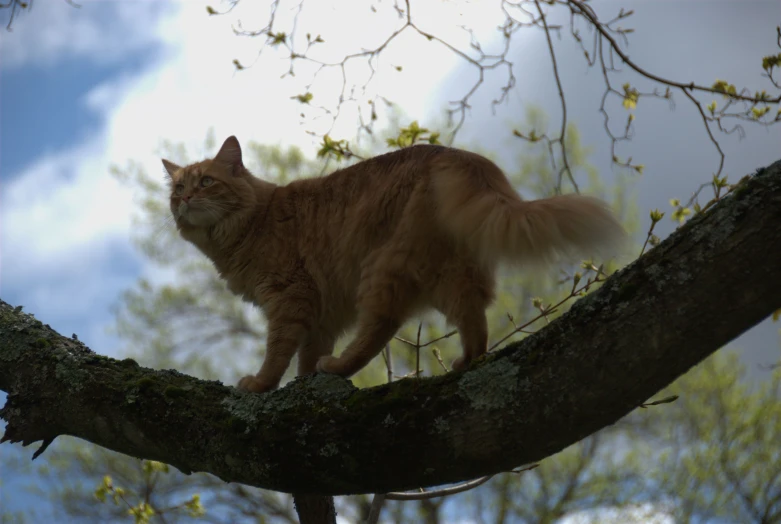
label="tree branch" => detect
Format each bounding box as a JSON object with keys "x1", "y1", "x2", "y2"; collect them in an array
[{"x1": 2, "y1": 159, "x2": 781, "y2": 496}]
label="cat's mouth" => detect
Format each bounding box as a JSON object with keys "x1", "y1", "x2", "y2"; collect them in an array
[
  {"x1": 176, "y1": 201, "x2": 218, "y2": 227},
  {"x1": 177, "y1": 201, "x2": 203, "y2": 225},
  {"x1": 177, "y1": 201, "x2": 190, "y2": 219}
]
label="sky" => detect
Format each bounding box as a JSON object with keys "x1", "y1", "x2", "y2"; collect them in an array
[{"x1": 1, "y1": 0, "x2": 780, "y2": 521}]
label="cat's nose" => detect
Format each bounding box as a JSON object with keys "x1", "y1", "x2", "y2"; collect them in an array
[{"x1": 182, "y1": 195, "x2": 191, "y2": 203}]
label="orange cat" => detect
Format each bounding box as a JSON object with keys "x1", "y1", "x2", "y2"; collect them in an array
[{"x1": 163, "y1": 136, "x2": 625, "y2": 393}]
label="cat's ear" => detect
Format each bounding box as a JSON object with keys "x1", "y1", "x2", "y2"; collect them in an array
[
  {"x1": 214, "y1": 135, "x2": 244, "y2": 174},
  {"x1": 162, "y1": 159, "x2": 181, "y2": 179}
]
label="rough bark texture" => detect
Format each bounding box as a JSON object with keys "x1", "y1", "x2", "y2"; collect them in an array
[{"x1": 2, "y1": 160, "x2": 781, "y2": 496}]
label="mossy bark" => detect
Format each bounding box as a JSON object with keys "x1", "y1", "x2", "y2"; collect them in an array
[{"x1": 2, "y1": 160, "x2": 781, "y2": 496}]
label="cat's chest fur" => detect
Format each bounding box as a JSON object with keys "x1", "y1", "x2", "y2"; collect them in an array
[
  {"x1": 179, "y1": 230, "x2": 269, "y2": 310},
  {"x1": 213, "y1": 234, "x2": 301, "y2": 314},
  {"x1": 215, "y1": 253, "x2": 279, "y2": 310},
  {"x1": 224, "y1": 273, "x2": 258, "y2": 305}
]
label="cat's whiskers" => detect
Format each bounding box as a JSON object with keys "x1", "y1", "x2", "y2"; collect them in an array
[
  {"x1": 172, "y1": 198, "x2": 244, "y2": 228},
  {"x1": 200, "y1": 205, "x2": 225, "y2": 223},
  {"x1": 199, "y1": 199, "x2": 242, "y2": 213},
  {"x1": 150, "y1": 213, "x2": 177, "y2": 245}
]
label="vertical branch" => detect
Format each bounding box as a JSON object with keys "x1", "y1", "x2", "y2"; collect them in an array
[
  {"x1": 365, "y1": 494, "x2": 387, "y2": 524},
  {"x1": 367, "y1": 343, "x2": 396, "y2": 523},
  {"x1": 293, "y1": 494, "x2": 337, "y2": 524},
  {"x1": 533, "y1": 0, "x2": 578, "y2": 193},
  {"x1": 415, "y1": 322, "x2": 422, "y2": 379},
  {"x1": 384, "y1": 343, "x2": 393, "y2": 384},
  {"x1": 681, "y1": 88, "x2": 726, "y2": 178}
]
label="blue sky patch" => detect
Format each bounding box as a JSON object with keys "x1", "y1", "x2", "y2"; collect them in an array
[{"x1": 1, "y1": 49, "x2": 161, "y2": 180}]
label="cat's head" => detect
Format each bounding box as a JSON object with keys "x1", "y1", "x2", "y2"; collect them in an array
[{"x1": 162, "y1": 136, "x2": 256, "y2": 229}]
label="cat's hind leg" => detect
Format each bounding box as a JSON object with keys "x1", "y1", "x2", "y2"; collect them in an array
[
  {"x1": 317, "y1": 258, "x2": 420, "y2": 377},
  {"x1": 432, "y1": 265, "x2": 495, "y2": 371},
  {"x1": 316, "y1": 313, "x2": 400, "y2": 377}
]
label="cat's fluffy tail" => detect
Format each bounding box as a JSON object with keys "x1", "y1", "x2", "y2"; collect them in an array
[{"x1": 431, "y1": 155, "x2": 626, "y2": 267}]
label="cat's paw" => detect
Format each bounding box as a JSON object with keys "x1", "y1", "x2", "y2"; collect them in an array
[
  {"x1": 451, "y1": 356, "x2": 471, "y2": 372},
  {"x1": 316, "y1": 356, "x2": 345, "y2": 376},
  {"x1": 237, "y1": 375, "x2": 276, "y2": 393}
]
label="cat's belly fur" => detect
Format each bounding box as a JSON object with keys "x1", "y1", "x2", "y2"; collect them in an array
[{"x1": 221, "y1": 260, "x2": 360, "y2": 338}]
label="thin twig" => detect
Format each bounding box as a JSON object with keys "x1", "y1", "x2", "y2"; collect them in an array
[
  {"x1": 431, "y1": 347, "x2": 449, "y2": 373},
  {"x1": 533, "y1": 0, "x2": 578, "y2": 193},
  {"x1": 489, "y1": 272, "x2": 607, "y2": 351},
  {"x1": 385, "y1": 475, "x2": 493, "y2": 501},
  {"x1": 395, "y1": 330, "x2": 457, "y2": 349}
]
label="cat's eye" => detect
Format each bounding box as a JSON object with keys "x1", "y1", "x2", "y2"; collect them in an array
[
  {"x1": 174, "y1": 184, "x2": 184, "y2": 195},
  {"x1": 201, "y1": 176, "x2": 214, "y2": 188}
]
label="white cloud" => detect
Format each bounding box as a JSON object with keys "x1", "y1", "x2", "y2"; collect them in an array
[
  {"x1": 3, "y1": 138, "x2": 132, "y2": 262},
  {"x1": 0, "y1": 1, "x2": 174, "y2": 70},
  {"x1": 0, "y1": 134, "x2": 144, "y2": 352}
]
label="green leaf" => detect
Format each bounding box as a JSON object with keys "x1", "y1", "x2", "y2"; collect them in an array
[
  {"x1": 185, "y1": 494, "x2": 206, "y2": 517},
  {"x1": 712, "y1": 174, "x2": 728, "y2": 188},
  {"x1": 317, "y1": 135, "x2": 349, "y2": 160},
  {"x1": 712, "y1": 79, "x2": 737, "y2": 97},
  {"x1": 128, "y1": 502, "x2": 155, "y2": 524},
  {"x1": 751, "y1": 106, "x2": 770, "y2": 119},
  {"x1": 649, "y1": 234, "x2": 660, "y2": 246},
  {"x1": 622, "y1": 83, "x2": 639, "y2": 110},
  {"x1": 142, "y1": 460, "x2": 169, "y2": 474},
  {"x1": 761, "y1": 53, "x2": 781, "y2": 71},
  {"x1": 671, "y1": 207, "x2": 691, "y2": 224},
  {"x1": 293, "y1": 92, "x2": 314, "y2": 104},
  {"x1": 269, "y1": 32, "x2": 287, "y2": 46}
]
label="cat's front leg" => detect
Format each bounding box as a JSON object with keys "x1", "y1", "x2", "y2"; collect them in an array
[
  {"x1": 297, "y1": 331, "x2": 336, "y2": 376},
  {"x1": 238, "y1": 316, "x2": 312, "y2": 393}
]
